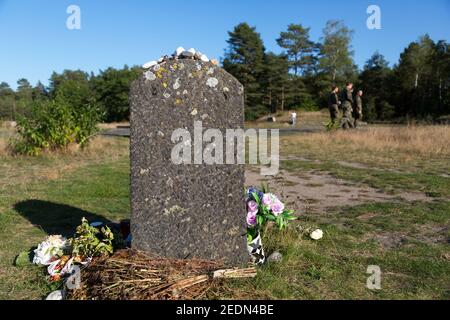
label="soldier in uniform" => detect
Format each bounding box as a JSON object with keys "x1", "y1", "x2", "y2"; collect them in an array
[
  {"x1": 340, "y1": 82, "x2": 354, "y2": 129},
  {"x1": 328, "y1": 86, "x2": 340, "y2": 126},
  {"x1": 353, "y1": 90, "x2": 363, "y2": 128}
]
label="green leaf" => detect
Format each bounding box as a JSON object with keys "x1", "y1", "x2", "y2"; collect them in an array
[{"x1": 14, "y1": 250, "x2": 33, "y2": 267}]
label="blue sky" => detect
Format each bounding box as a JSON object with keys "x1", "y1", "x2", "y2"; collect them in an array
[{"x1": 1, "y1": 0, "x2": 449, "y2": 89}]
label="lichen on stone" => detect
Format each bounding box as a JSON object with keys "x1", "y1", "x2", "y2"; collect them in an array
[
  {"x1": 173, "y1": 78, "x2": 181, "y2": 90},
  {"x1": 206, "y1": 77, "x2": 219, "y2": 88},
  {"x1": 144, "y1": 71, "x2": 156, "y2": 81}
]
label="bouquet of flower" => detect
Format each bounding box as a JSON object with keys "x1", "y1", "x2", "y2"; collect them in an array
[
  {"x1": 33, "y1": 235, "x2": 69, "y2": 266},
  {"x1": 246, "y1": 186, "x2": 296, "y2": 243}
]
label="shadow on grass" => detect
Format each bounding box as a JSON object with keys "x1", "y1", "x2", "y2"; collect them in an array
[{"x1": 14, "y1": 200, "x2": 113, "y2": 237}]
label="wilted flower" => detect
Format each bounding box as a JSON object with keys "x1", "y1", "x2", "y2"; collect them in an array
[
  {"x1": 33, "y1": 235, "x2": 68, "y2": 266},
  {"x1": 310, "y1": 229, "x2": 323, "y2": 240}
]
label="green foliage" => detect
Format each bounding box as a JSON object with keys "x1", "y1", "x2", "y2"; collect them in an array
[
  {"x1": 70, "y1": 218, "x2": 114, "y2": 258},
  {"x1": 223, "y1": 23, "x2": 266, "y2": 117},
  {"x1": 260, "y1": 53, "x2": 290, "y2": 113},
  {"x1": 12, "y1": 95, "x2": 102, "y2": 155},
  {"x1": 14, "y1": 250, "x2": 34, "y2": 267},
  {"x1": 324, "y1": 120, "x2": 339, "y2": 131},
  {"x1": 92, "y1": 66, "x2": 141, "y2": 122},
  {"x1": 277, "y1": 23, "x2": 317, "y2": 76},
  {"x1": 318, "y1": 20, "x2": 356, "y2": 83}
]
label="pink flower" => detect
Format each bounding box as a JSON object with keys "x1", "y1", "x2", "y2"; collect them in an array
[
  {"x1": 271, "y1": 200, "x2": 285, "y2": 216},
  {"x1": 247, "y1": 200, "x2": 258, "y2": 214},
  {"x1": 262, "y1": 194, "x2": 274, "y2": 206},
  {"x1": 246, "y1": 211, "x2": 257, "y2": 226},
  {"x1": 246, "y1": 200, "x2": 258, "y2": 226}
]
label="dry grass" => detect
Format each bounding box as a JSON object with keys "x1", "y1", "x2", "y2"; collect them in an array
[
  {"x1": 82, "y1": 136, "x2": 129, "y2": 159},
  {"x1": 0, "y1": 138, "x2": 7, "y2": 156},
  {"x1": 97, "y1": 122, "x2": 130, "y2": 130},
  {"x1": 282, "y1": 125, "x2": 450, "y2": 171},
  {"x1": 305, "y1": 125, "x2": 449, "y2": 156},
  {"x1": 0, "y1": 136, "x2": 129, "y2": 190}
]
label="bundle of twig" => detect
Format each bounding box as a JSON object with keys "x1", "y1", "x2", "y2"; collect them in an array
[{"x1": 67, "y1": 249, "x2": 256, "y2": 300}]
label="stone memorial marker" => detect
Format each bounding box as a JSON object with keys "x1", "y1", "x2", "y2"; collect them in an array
[{"x1": 130, "y1": 51, "x2": 248, "y2": 265}]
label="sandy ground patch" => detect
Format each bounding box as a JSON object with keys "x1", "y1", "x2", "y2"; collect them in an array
[{"x1": 245, "y1": 168, "x2": 432, "y2": 214}]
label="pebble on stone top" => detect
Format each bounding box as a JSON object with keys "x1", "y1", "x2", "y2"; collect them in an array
[{"x1": 142, "y1": 47, "x2": 215, "y2": 70}]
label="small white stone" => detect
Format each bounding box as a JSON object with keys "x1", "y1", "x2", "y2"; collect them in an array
[
  {"x1": 175, "y1": 46, "x2": 185, "y2": 56},
  {"x1": 196, "y1": 63, "x2": 202, "y2": 71},
  {"x1": 194, "y1": 51, "x2": 202, "y2": 59},
  {"x1": 187, "y1": 48, "x2": 196, "y2": 55},
  {"x1": 310, "y1": 229, "x2": 323, "y2": 240},
  {"x1": 183, "y1": 90, "x2": 188, "y2": 95},
  {"x1": 206, "y1": 77, "x2": 219, "y2": 88},
  {"x1": 200, "y1": 54, "x2": 209, "y2": 62},
  {"x1": 144, "y1": 71, "x2": 156, "y2": 81},
  {"x1": 201, "y1": 114, "x2": 208, "y2": 120},
  {"x1": 207, "y1": 68, "x2": 215, "y2": 75},
  {"x1": 173, "y1": 78, "x2": 181, "y2": 90},
  {"x1": 223, "y1": 87, "x2": 229, "y2": 92},
  {"x1": 143, "y1": 60, "x2": 157, "y2": 69},
  {"x1": 153, "y1": 64, "x2": 161, "y2": 72},
  {"x1": 267, "y1": 251, "x2": 283, "y2": 263},
  {"x1": 158, "y1": 57, "x2": 164, "y2": 63},
  {"x1": 46, "y1": 290, "x2": 63, "y2": 300},
  {"x1": 191, "y1": 108, "x2": 198, "y2": 116},
  {"x1": 163, "y1": 93, "x2": 171, "y2": 99}
]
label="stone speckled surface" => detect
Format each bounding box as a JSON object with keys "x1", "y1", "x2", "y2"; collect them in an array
[{"x1": 130, "y1": 59, "x2": 248, "y2": 265}]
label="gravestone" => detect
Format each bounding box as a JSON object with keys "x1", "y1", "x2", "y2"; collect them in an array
[{"x1": 130, "y1": 57, "x2": 248, "y2": 265}]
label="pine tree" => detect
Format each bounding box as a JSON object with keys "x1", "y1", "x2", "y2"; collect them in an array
[
  {"x1": 223, "y1": 23, "x2": 266, "y2": 119},
  {"x1": 359, "y1": 52, "x2": 393, "y2": 120},
  {"x1": 277, "y1": 23, "x2": 317, "y2": 76},
  {"x1": 260, "y1": 53, "x2": 290, "y2": 113}
]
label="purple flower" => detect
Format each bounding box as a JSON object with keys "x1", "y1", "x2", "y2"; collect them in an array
[
  {"x1": 262, "y1": 194, "x2": 274, "y2": 206},
  {"x1": 246, "y1": 211, "x2": 257, "y2": 226},
  {"x1": 247, "y1": 200, "x2": 258, "y2": 215},
  {"x1": 262, "y1": 193, "x2": 280, "y2": 208},
  {"x1": 247, "y1": 187, "x2": 264, "y2": 202},
  {"x1": 271, "y1": 200, "x2": 285, "y2": 216}
]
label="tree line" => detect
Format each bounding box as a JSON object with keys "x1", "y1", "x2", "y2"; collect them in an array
[
  {"x1": 0, "y1": 66, "x2": 142, "y2": 123},
  {"x1": 0, "y1": 20, "x2": 449, "y2": 123},
  {"x1": 223, "y1": 21, "x2": 450, "y2": 121}
]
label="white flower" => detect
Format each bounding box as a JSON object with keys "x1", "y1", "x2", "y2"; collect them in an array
[
  {"x1": 33, "y1": 235, "x2": 68, "y2": 265},
  {"x1": 310, "y1": 229, "x2": 323, "y2": 240}
]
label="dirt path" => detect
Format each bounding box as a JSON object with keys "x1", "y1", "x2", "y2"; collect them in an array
[{"x1": 245, "y1": 168, "x2": 432, "y2": 214}]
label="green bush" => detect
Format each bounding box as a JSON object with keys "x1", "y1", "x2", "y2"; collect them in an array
[
  {"x1": 12, "y1": 95, "x2": 103, "y2": 155},
  {"x1": 291, "y1": 96, "x2": 320, "y2": 111}
]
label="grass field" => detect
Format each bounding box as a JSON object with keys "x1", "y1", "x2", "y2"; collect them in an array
[{"x1": 0, "y1": 119, "x2": 449, "y2": 300}]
